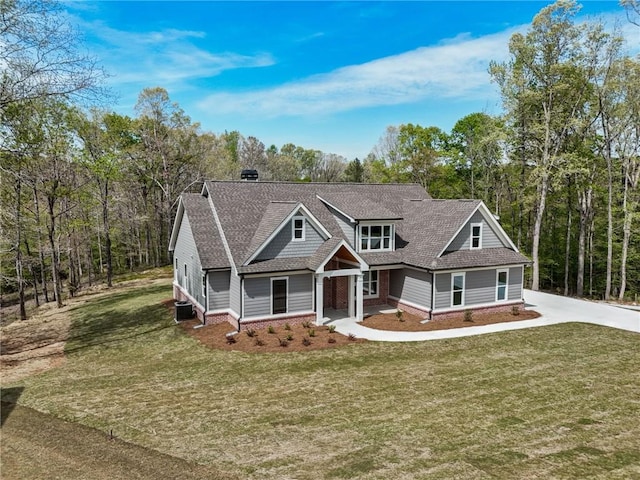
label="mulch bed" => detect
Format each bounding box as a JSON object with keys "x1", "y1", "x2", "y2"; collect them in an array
[
  {"x1": 168, "y1": 300, "x2": 540, "y2": 353},
  {"x1": 361, "y1": 309, "x2": 541, "y2": 332},
  {"x1": 177, "y1": 320, "x2": 365, "y2": 353}
]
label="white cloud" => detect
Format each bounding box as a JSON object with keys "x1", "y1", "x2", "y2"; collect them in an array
[
  {"x1": 197, "y1": 27, "x2": 521, "y2": 118},
  {"x1": 75, "y1": 19, "x2": 274, "y2": 88}
]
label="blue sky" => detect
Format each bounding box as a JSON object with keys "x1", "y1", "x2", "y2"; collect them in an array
[{"x1": 67, "y1": 1, "x2": 637, "y2": 160}]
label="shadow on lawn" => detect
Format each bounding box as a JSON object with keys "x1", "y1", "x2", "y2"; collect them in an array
[
  {"x1": 64, "y1": 283, "x2": 174, "y2": 353},
  {"x1": 1, "y1": 386, "x2": 24, "y2": 426}
]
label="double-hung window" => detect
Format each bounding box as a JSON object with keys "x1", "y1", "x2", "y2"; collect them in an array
[
  {"x1": 292, "y1": 216, "x2": 305, "y2": 241},
  {"x1": 359, "y1": 224, "x2": 393, "y2": 251},
  {"x1": 451, "y1": 273, "x2": 465, "y2": 307},
  {"x1": 470, "y1": 222, "x2": 482, "y2": 249},
  {"x1": 496, "y1": 269, "x2": 508, "y2": 301},
  {"x1": 363, "y1": 270, "x2": 378, "y2": 298}
]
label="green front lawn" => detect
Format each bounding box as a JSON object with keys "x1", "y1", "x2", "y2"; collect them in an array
[{"x1": 3, "y1": 278, "x2": 639, "y2": 479}]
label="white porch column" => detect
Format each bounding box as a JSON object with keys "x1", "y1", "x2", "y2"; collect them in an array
[
  {"x1": 356, "y1": 273, "x2": 364, "y2": 322},
  {"x1": 348, "y1": 275, "x2": 355, "y2": 319},
  {"x1": 315, "y1": 274, "x2": 324, "y2": 326}
]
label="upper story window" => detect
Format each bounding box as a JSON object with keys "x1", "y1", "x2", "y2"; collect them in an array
[
  {"x1": 470, "y1": 222, "x2": 482, "y2": 249},
  {"x1": 292, "y1": 216, "x2": 305, "y2": 241},
  {"x1": 359, "y1": 224, "x2": 394, "y2": 252}
]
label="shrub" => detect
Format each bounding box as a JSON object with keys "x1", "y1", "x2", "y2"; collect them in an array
[
  {"x1": 226, "y1": 335, "x2": 237, "y2": 344},
  {"x1": 278, "y1": 338, "x2": 289, "y2": 347},
  {"x1": 245, "y1": 328, "x2": 256, "y2": 338},
  {"x1": 396, "y1": 309, "x2": 405, "y2": 322},
  {"x1": 348, "y1": 333, "x2": 357, "y2": 341},
  {"x1": 284, "y1": 323, "x2": 291, "y2": 331},
  {"x1": 308, "y1": 329, "x2": 316, "y2": 337},
  {"x1": 302, "y1": 321, "x2": 311, "y2": 328},
  {"x1": 286, "y1": 334, "x2": 294, "y2": 341},
  {"x1": 328, "y1": 325, "x2": 336, "y2": 333},
  {"x1": 302, "y1": 336, "x2": 312, "y2": 346},
  {"x1": 463, "y1": 309, "x2": 473, "y2": 322},
  {"x1": 254, "y1": 338, "x2": 265, "y2": 347},
  {"x1": 327, "y1": 337, "x2": 337, "y2": 344},
  {"x1": 267, "y1": 325, "x2": 276, "y2": 334},
  {"x1": 512, "y1": 305, "x2": 520, "y2": 316}
]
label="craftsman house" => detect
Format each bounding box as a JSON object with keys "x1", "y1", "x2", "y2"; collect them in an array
[{"x1": 169, "y1": 180, "x2": 530, "y2": 330}]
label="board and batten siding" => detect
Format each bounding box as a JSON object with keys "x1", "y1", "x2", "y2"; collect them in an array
[
  {"x1": 173, "y1": 212, "x2": 205, "y2": 308},
  {"x1": 389, "y1": 268, "x2": 432, "y2": 308},
  {"x1": 256, "y1": 218, "x2": 325, "y2": 260},
  {"x1": 243, "y1": 273, "x2": 313, "y2": 318},
  {"x1": 207, "y1": 270, "x2": 230, "y2": 311},
  {"x1": 446, "y1": 211, "x2": 504, "y2": 252}
]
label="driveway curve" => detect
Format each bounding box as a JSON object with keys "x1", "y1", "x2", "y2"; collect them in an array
[{"x1": 331, "y1": 289, "x2": 640, "y2": 342}]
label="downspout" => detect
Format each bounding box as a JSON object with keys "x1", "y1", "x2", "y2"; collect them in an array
[
  {"x1": 238, "y1": 275, "x2": 244, "y2": 333},
  {"x1": 430, "y1": 272, "x2": 436, "y2": 321}
]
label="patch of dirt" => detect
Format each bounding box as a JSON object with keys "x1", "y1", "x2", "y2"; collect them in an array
[
  {"x1": 177, "y1": 320, "x2": 366, "y2": 353},
  {"x1": 361, "y1": 309, "x2": 541, "y2": 332},
  {"x1": 1, "y1": 276, "x2": 170, "y2": 383}
]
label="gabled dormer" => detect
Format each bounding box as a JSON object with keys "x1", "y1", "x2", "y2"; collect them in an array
[{"x1": 317, "y1": 193, "x2": 402, "y2": 253}]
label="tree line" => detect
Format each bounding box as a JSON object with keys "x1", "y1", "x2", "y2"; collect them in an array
[{"x1": 1, "y1": 0, "x2": 638, "y2": 321}]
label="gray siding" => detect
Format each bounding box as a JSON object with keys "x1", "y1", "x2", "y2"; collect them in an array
[
  {"x1": 173, "y1": 212, "x2": 205, "y2": 308},
  {"x1": 446, "y1": 211, "x2": 505, "y2": 252},
  {"x1": 330, "y1": 207, "x2": 356, "y2": 246},
  {"x1": 434, "y1": 273, "x2": 452, "y2": 309},
  {"x1": 208, "y1": 270, "x2": 230, "y2": 311},
  {"x1": 243, "y1": 273, "x2": 313, "y2": 318},
  {"x1": 435, "y1": 267, "x2": 523, "y2": 309},
  {"x1": 230, "y1": 272, "x2": 241, "y2": 315},
  {"x1": 389, "y1": 268, "x2": 432, "y2": 308},
  {"x1": 256, "y1": 218, "x2": 325, "y2": 260},
  {"x1": 508, "y1": 266, "x2": 523, "y2": 300},
  {"x1": 465, "y1": 269, "x2": 498, "y2": 305}
]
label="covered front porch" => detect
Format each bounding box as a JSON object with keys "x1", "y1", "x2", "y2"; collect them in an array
[
  {"x1": 320, "y1": 305, "x2": 399, "y2": 325},
  {"x1": 312, "y1": 239, "x2": 369, "y2": 326}
]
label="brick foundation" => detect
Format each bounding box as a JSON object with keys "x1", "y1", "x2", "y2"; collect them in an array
[
  {"x1": 240, "y1": 313, "x2": 317, "y2": 331},
  {"x1": 431, "y1": 301, "x2": 524, "y2": 320},
  {"x1": 387, "y1": 297, "x2": 431, "y2": 319}
]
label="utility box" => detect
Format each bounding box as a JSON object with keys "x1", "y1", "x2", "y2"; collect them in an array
[{"x1": 175, "y1": 301, "x2": 194, "y2": 321}]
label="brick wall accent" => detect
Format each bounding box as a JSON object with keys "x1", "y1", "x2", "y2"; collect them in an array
[
  {"x1": 387, "y1": 297, "x2": 431, "y2": 320},
  {"x1": 431, "y1": 301, "x2": 524, "y2": 321},
  {"x1": 240, "y1": 313, "x2": 316, "y2": 331},
  {"x1": 363, "y1": 270, "x2": 390, "y2": 308},
  {"x1": 335, "y1": 276, "x2": 349, "y2": 309}
]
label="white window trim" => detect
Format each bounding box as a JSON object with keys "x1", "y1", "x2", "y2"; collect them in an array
[
  {"x1": 451, "y1": 272, "x2": 465, "y2": 307},
  {"x1": 202, "y1": 273, "x2": 207, "y2": 297},
  {"x1": 292, "y1": 216, "x2": 305, "y2": 242},
  {"x1": 175, "y1": 258, "x2": 178, "y2": 280},
  {"x1": 270, "y1": 276, "x2": 289, "y2": 315},
  {"x1": 363, "y1": 270, "x2": 379, "y2": 299},
  {"x1": 496, "y1": 269, "x2": 509, "y2": 302},
  {"x1": 470, "y1": 222, "x2": 482, "y2": 250},
  {"x1": 357, "y1": 223, "x2": 395, "y2": 253}
]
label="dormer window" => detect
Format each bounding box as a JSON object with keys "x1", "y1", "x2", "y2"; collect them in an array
[
  {"x1": 292, "y1": 216, "x2": 305, "y2": 241},
  {"x1": 470, "y1": 222, "x2": 482, "y2": 249},
  {"x1": 358, "y1": 224, "x2": 394, "y2": 252}
]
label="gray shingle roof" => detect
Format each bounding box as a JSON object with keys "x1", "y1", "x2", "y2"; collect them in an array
[
  {"x1": 180, "y1": 181, "x2": 529, "y2": 274},
  {"x1": 181, "y1": 194, "x2": 230, "y2": 270},
  {"x1": 318, "y1": 192, "x2": 402, "y2": 220}
]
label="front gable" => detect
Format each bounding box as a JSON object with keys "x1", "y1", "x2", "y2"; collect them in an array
[
  {"x1": 246, "y1": 204, "x2": 331, "y2": 264},
  {"x1": 441, "y1": 203, "x2": 517, "y2": 255}
]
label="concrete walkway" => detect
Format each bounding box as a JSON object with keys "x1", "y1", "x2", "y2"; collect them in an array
[{"x1": 329, "y1": 289, "x2": 640, "y2": 342}]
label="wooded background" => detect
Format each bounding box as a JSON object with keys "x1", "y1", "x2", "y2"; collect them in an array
[{"x1": 1, "y1": 0, "x2": 639, "y2": 321}]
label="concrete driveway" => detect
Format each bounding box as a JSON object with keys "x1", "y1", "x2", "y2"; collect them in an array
[{"x1": 331, "y1": 289, "x2": 640, "y2": 342}]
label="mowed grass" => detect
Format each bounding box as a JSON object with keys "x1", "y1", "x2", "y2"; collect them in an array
[{"x1": 2, "y1": 278, "x2": 640, "y2": 479}]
